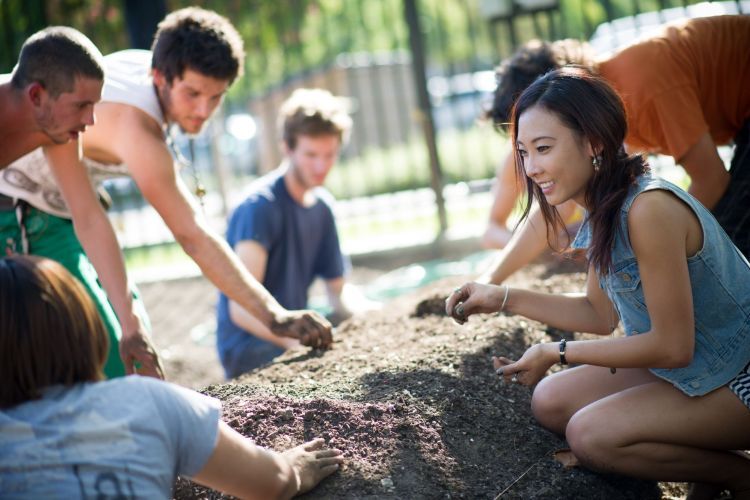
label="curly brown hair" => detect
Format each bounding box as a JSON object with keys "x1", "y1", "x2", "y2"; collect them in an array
[
  {"x1": 279, "y1": 88, "x2": 352, "y2": 150},
  {"x1": 151, "y1": 7, "x2": 245, "y2": 84},
  {"x1": 488, "y1": 39, "x2": 595, "y2": 133}
]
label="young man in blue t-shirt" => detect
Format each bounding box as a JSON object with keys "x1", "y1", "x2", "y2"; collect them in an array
[{"x1": 217, "y1": 88, "x2": 359, "y2": 378}]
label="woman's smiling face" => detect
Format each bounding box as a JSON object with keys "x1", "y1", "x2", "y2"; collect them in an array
[{"x1": 516, "y1": 104, "x2": 595, "y2": 208}]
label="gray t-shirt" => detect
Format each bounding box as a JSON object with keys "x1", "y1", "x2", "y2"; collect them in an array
[{"x1": 0, "y1": 376, "x2": 220, "y2": 499}]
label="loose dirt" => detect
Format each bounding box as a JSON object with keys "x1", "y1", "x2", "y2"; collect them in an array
[{"x1": 156, "y1": 257, "x2": 691, "y2": 499}]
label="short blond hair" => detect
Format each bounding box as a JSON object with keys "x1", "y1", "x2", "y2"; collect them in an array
[{"x1": 279, "y1": 88, "x2": 352, "y2": 149}]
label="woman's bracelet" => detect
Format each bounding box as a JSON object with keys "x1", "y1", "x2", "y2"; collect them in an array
[
  {"x1": 559, "y1": 338, "x2": 569, "y2": 365},
  {"x1": 499, "y1": 284, "x2": 510, "y2": 313}
]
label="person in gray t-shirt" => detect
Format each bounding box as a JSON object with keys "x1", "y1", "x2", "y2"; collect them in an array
[{"x1": 0, "y1": 255, "x2": 344, "y2": 499}]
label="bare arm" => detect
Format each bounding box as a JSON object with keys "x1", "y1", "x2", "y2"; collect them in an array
[
  {"x1": 107, "y1": 107, "x2": 331, "y2": 346},
  {"x1": 449, "y1": 263, "x2": 616, "y2": 335},
  {"x1": 478, "y1": 201, "x2": 578, "y2": 285},
  {"x1": 228, "y1": 240, "x2": 299, "y2": 350},
  {"x1": 191, "y1": 421, "x2": 343, "y2": 499},
  {"x1": 489, "y1": 191, "x2": 699, "y2": 385},
  {"x1": 324, "y1": 277, "x2": 352, "y2": 320},
  {"x1": 44, "y1": 141, "x2": 163, "y2": 378},
  {"x1": 482, "y1": 151, "x2": 519, "y2": 249},
  {"x1": 677, "y1": 131, "x2": 730, "y2": 209}
]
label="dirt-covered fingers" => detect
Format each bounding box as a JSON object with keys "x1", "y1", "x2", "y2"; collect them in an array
[
  {"x1": 312, "y1": 312, "x2": 334, "y2": 347},
  {"x1": 119, "y1": 332, "x2": 165, "y2": 379},
  {"x1": 447, "y1": 282, "x2": 506, "y2": 323},
  {"x1": 493, "y1": 356, "x2": 523, "y2": 385},
  {"x1": 301, "y1": 312, "x2": 333, "y2": 348},
  {"x1": 445, "y1": 283, "x2": 473, "y2": 323},
  {"x1": 302, "y1": 438, "x2": 326, "y2": 451},
  {"x1": 295, "y1": 322, "x2": 313, "y2": 347}
]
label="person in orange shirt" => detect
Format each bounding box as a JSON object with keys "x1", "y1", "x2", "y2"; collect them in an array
[{"x1": 481, "y1": 15, "x2": 750, "y2": 285}]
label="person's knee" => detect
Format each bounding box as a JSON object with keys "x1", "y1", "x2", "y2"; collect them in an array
[
  {"x1": 531, "y1": 376, "x2": 569, "y2": 433},
  {"x1": 565, "y1": 408, "x2": 613, "y2": 470}
]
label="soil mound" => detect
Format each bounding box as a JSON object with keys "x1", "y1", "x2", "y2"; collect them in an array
[{"x1": 174, "y1": 259, "x2": 685, "y2": 499}]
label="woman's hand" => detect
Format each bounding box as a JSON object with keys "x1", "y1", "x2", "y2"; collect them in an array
[
  {"x1": 493, "y1": 343, "x2": 557, "y2": 387},
  {"x1": 283, "y1": 438, "x2": 344, "y2": 495},
  {"x1": 445, "y1": 282, "x2": 508, "y2": 324}
]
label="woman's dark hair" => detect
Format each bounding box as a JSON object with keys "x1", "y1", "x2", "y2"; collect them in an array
[
  {"x1": 151, "y1": 7, "x2": 245, "y2": 84},
  {"x1": 510, "y1": 66, "x2": 648, "y2": 274},
  {"x1": 0, "y1": 256, "x2": 109, "y2": 409},
  {"x1": 488, "y1": 39, "x2": 595, "y2": 133}
]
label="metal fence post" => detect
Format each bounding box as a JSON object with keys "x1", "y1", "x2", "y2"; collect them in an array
[{"x1": 403, "y1": 0, "x2": 448, "y2": 238}]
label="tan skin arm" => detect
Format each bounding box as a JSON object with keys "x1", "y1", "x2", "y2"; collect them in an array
[
  {"x1": 228, "y1": 240, "x2": 299, "y2": 350},
  {"x1": 448, "y1": 260, "x2": 616, "y2": 336},
  {"x1": 87, "y1": 103, "x2": 332, "y2": 347},
  {"x1": 191, "y1": 421, "x2": 343, "y2": 499},
  {"x1": 677, "y1": 131, "x2": 730, "y2": 210},
  {"x1": 479, "y1": 150, "x2": 578, "y2": 285},
  {"x1": 449, "y1": 191, "x2": 699, "y2": 386},
  {"x1": 230, "y1": 242, "x2": 364, "y2": 332},
  {"x1": 323, "y1": 277, "x2": 354, "y2": 323},
  {"x1": 44, "y1": 140, "x2": 164, "y2": 378},
  {"x1": 482, "y1": 152, "x2": 519, "y2": 249},
  {"x1": 478, "y1": 202, "x2": 575, "y2": 285}
]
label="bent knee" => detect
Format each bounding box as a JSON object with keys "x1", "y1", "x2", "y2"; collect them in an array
[
  {"x1": 566, "y1": 409, "x2": 615, "y2": 470},
  {"x1": 531, "y1": 376, "x2": 571, "y2": 434}
]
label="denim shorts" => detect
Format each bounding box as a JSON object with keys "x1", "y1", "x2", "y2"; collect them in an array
[{"x1": 729, "y1": 360, "x2": 750, "y2": 409}]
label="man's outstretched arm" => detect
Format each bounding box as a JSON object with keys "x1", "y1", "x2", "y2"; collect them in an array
[
  {"x1": 110, "y1": 106, "x2": 332, "y2": 347},
  {"x1": 228, "y1": 240, "x2": 299, "y2": 349}
]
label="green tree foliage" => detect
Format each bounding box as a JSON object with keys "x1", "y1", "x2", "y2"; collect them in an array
[
  {"x1": 0, "y1": 0, "x2": 48, "y2": 72},
  {"x1": 1, "y1": 0, "x2": 715, "y2": 94}
]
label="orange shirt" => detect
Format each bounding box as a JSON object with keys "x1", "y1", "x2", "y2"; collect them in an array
[{"x1": 598, "y1": 15, "x2": 750, "y2": 160}]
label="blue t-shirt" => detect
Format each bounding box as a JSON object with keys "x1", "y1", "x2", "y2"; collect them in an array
[
  {"x1": 216, "y1": 169, "x2": 345, "y2": 360},
  {"x1": 0, "y1": 376, "x2": 220, "y2": 499}
]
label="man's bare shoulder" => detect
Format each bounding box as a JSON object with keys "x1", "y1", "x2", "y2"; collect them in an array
[
  {"x1": 84, "y1": 101, "x2": 165, "y2": 163},
  {"x1": 95, "y1": 101, "x2": 163, "y2": 136}
]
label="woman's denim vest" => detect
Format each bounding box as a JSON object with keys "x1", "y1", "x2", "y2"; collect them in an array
[{"x1": 571, "y1": 174, "x2": 750, "y2": 396}]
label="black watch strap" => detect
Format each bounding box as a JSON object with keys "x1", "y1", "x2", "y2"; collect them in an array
[{"x1": 559, "y1": 338, "x2": 568, "y2": 365}]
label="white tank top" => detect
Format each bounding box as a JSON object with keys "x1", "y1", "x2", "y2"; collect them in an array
[{"x1": 0, "y1": 50, "x2": 165, "y2": 218}]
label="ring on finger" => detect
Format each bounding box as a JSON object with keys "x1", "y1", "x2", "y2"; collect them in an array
[{"x1": 511, "y1": 374, "x2": 519, "y2": 384}]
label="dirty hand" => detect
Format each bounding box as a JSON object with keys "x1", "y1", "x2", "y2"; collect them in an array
[
  {"x1": 493, "y1": 343, "x2": 556, "y2": 387},
  {"x1": 271, "y1": 309, "x2": 333, "y2": 348},
  {"x1": 445, "y1": 282, "x2": 508, "y2": 324},
  {"x1": 119, "y1": 322, "x2": 165, "y2": 379},
  {"x1": 283, "y1": 438, "x2": 344, "y2": 495}
]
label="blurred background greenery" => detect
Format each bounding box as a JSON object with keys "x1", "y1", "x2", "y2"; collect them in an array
[{"x1": 1, "y1": 0, "x2": 713, "y2": 275}]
